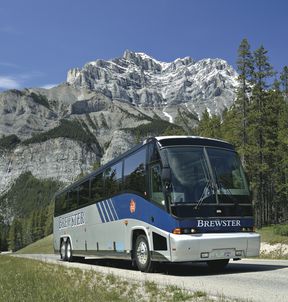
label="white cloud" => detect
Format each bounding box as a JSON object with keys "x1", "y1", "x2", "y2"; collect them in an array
[
  {"x1": 0, "y1": 76, "x2": 21, "y2": 90},
  {"x1": 41, "y1": 83, "x2": 58, "y2": 89}
]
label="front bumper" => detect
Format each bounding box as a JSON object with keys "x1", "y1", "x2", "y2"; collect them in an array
[{"x1": 169, "y1": 232, "x2": 260, "y2": 262}]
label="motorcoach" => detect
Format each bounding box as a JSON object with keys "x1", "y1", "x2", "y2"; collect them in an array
[{"x1": 53, "y1": 136, "x2": 260, "y2": 272}]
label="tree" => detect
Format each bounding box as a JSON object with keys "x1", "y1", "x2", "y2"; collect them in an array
[
  {"x1": 0, "y1": 219, "x2": 9, "y2": 251},
  {"x1": 197, "y1": 109, "x2": 222, "y2": 138},
  {"x1": 44, "y1": 202, "x2": 54, "y2": 236},
  {"x1": 235, "y1": 38, "x2": 254, "y2": 163},
  {"x1": 280, "y1": 66, "x2": 288, "y2": 98},
  {"x1": 8, "y1": 219, "x2": 23, "y2": 251},
  {"x1": 247, "y1": 45, "x2": 275, "y2": 226}
]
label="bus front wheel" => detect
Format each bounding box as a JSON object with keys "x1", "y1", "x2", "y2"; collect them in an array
[{"x1": 134, "y1": 235, "x2": 154, "y2": 273}]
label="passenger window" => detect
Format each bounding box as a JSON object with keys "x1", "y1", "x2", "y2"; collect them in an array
[
  {"x1": 79, "y1": 180, "x2": 90, "y2": 206},
  {"x1": 124, "y1": 148, "x2": 146, "y2": 194},
  {"x1": 55, "y1": 193, "x2": 67, "y2": 216},
  {"x1": 104, "y1": 161, "x2": 122, "y2": 197},
  {"x1": 150, "y1": 164, "x2": 165, "y2": 206},
  {"x1": 91, "y1": 173, "x2": 104, "y2": 201},
  {"x1": 69, "y1": 188, "x2": 78, "y2": 211}
]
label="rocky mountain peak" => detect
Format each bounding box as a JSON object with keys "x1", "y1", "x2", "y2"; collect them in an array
[{"x1": 66, "y1": 50, "x2": 238, "y2": 116}]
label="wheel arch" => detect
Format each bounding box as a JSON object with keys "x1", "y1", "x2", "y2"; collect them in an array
[{"x1": 130, "y1": 227, "x2": 152, "y2": 256}]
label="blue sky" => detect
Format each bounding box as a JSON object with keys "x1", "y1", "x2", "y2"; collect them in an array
[{"x1": 0, "y1": 0, "x2": 287, "y2": 90}]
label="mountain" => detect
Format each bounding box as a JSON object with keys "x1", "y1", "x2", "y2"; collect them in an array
[
  {"x1": 0, "y1": 50, "x2": 239, "y2": 199},
  {"x1": 67, "y1": 50, "x2": 238, "y2": 118}
]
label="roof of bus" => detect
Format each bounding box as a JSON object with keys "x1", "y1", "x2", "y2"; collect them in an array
[{"x1": 152, "y1": 136, "x2": 234, "y2": 149}]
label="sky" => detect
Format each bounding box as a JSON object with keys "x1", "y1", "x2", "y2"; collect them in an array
[{"x1": 0, "y1": 0, "x2": 287, "y2": 91}]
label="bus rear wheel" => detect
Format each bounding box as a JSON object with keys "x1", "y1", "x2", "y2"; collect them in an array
[
  {"x1": 66, "y1": 239, "x2": 74, "y2": 262},
  {"x1": 134, "y1": 235, "x2": 154, "y2": 273},
  {"x1": 60, "y1": 239, "x2": 67, "y2": 261}
]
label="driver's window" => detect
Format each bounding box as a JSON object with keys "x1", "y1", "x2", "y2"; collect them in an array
[{"x1": 150, "y1": 164, "x2": 165, "y2": 206}]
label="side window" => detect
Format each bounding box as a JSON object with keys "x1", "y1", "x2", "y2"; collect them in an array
[
  {"x1": 55, "y1": 193, "x2": 67, "y2": 216},
  {"x1": 91, "y1": 172, "x2": 104, "y2": 201},
  {"x1": 79, "y1": 180, "x2": 90, "y2": 206},
  {"x1": 104, "y1": 161, "x2": 122, "y2": 197},
  {"x1": 69, "y1": 188, "x2": 78, "y2": 211},
  {"x1": 150, "y1": 164, "x2": 165, "y2": 206},
  {"x1": 123, "y1": 148, "x2": 146, "y2": 194}
]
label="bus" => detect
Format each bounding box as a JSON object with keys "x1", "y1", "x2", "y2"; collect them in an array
[{"x1": 53, "y1": 136, "x2": 260, "y2": 272}]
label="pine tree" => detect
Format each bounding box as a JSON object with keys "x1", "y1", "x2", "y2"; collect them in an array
[
  {"x1": 44, "y1": 202, "x2": 55, "y2": 236},
  {"x1": 280, "y1": 66, "x2": 288, "y2": 99},
  {"x1": 276, "y1": 85, "x2": 288, "y2": 222},
  {"x1": 235, "y1": 38, "x2": 254, "y2": 162},
  {"x1": 197, "y1": 109, "x2": 222, "y2": 138},
  {"x1": 0, "y1": 220, "x2": 8, "y2": 251},
  {"x1": 8, "y1": 219, "x2": 23, "y2": 251},
  {"x1": 247, "y1": 45, "x2": 275, "y2": 226}
]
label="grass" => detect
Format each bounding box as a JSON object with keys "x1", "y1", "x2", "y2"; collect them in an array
[
  {"x1": 257, "y1": 224, "x2": 288, "y2": 245},
  {"x1": 0, "y1": 255, "x2": 234, "y2": 302},
  {"x1": 16, "y1": 234, "x2": 54, "y2": 254},
  {"x1": 257, "y1": 224, "x2": 288, "y2": 260}
]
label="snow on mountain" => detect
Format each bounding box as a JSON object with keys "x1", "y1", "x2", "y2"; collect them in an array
[{"x1": 67, "y1": 50, "x2": 239, "y2": 117}]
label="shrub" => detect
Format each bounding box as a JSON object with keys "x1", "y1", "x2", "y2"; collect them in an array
[
  {"x1": 0, "y1": 135, "x2": 21, "y2": 150},
  {"x1": 274, "y1": 224, "x2": 288, "y2": 237}
]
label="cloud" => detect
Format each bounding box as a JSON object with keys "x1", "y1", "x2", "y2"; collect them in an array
[
  {"x1": 41, "y1": 83, "x2": 58, "y2": 89},
  {"x1": 0, "y1": 72, "x2": 58, "y2": 91},
  {"x1": 0, "y1": 76, "x2": 21, "y2": 90}
]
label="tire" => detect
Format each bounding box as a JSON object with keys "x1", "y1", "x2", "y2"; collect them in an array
[
  {"x1": 134, "y1": 235, "x2": 154, "y2": 273},
  {"x1": 66, "y1": 239, "x2": 74, "y2": 262},
  {"x1": 60, "y1": 239, "x2": 67, "y2": 261},
  {"x1": 207, "y1": 259, "x2": 229, "y2": 272}
]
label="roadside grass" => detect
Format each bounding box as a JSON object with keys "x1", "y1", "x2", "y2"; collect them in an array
[
  {"x1": 0, "y1": 255, "x2": 236, "y2": 302},
  {"x1": 16, "y1": 234, "x2": 53, "y2": 254},
  {"x1": 257, "y1": 224, "x2": 288, "y2": 260},
  {"x1": 257, "y1": 225, "x2": 288, "y2": 245}
]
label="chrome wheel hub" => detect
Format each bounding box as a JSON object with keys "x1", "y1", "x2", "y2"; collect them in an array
[{"x1": 137, "y1": 241, "x2": 148, "y2": 265}]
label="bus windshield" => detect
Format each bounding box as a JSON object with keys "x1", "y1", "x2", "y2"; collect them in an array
[{"x1": 166, "y1": 147, "x2": 250, "y2": 205}]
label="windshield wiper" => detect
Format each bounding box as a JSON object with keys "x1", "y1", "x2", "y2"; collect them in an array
[{"x1": 194, "y1": 180, "x2": 213, "y2": 210}]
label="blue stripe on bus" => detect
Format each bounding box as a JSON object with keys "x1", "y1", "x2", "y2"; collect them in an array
[
  {"x1": 96, "y1": 203, "x2": 105, "y2": 223},
  {"x1": 99, "y1": 202, "x2": 109, "y2": 222},
  {"x1": 108, "y1": 199, "x2": 118, "y2": 220},
  {"x1": 103, "y1": 200, "x2": 114, "y2": 221}
]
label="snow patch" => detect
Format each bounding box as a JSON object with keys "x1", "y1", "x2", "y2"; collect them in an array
[{"x1": 162, "y1": 106, "x2": 173, "y2": 123}]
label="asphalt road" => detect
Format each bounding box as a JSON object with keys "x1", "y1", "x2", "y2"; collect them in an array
[{"x1": 14, "y1": 254, "x2": 288, "y2": 302}]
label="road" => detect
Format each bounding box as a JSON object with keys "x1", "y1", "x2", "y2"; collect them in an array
[{"x1": 14, "y1": 254, "x2": 288, "y2": 302}]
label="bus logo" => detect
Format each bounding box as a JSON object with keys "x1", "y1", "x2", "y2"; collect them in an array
[{"x1": 130, "y1": 199, "x2": 136, "y2": 213}]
